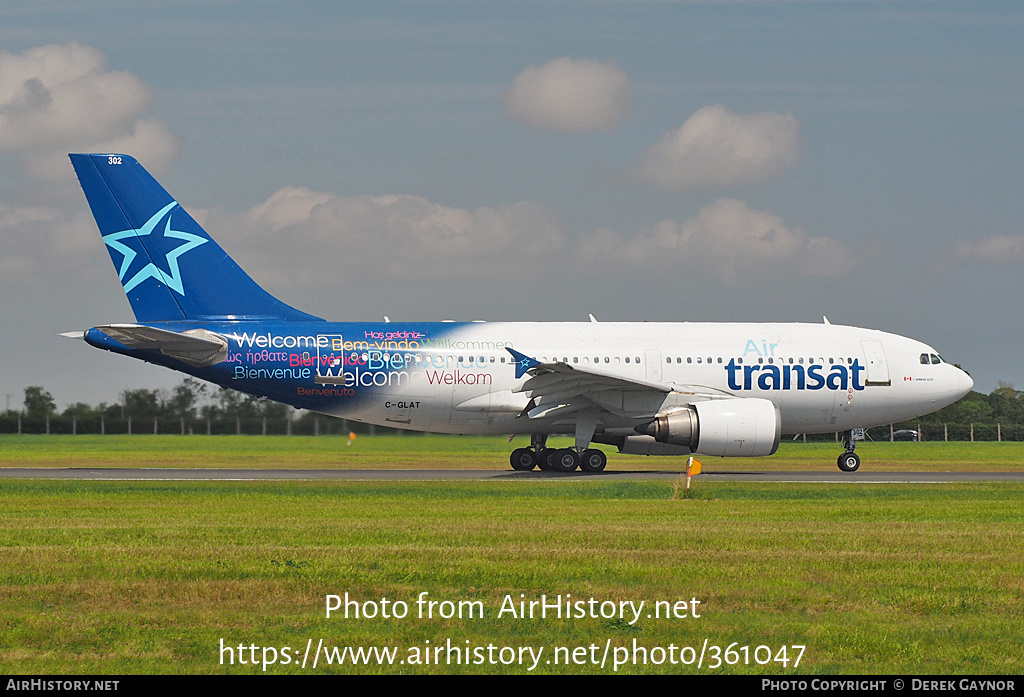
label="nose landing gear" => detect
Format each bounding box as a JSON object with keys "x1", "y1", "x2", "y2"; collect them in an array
[
  {"x1": 837, "y1": 450, "x2": 861, "y2": 472},
  {"x1": 837, "y1": 429, "x2": 862, "y2": 472}
]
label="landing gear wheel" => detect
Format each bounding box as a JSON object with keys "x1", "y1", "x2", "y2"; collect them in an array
[
  {"x1": 550, "y1": 448, "x2": 580, "y2": 473},
  {"x1": 537, "y1": 448, "x2": 555, "y2": 471},
  {"x1": 837, "y1": 452, "x2": 861, "y2": 472},
  {"x1": 579, "y1": 448, "x2": 607, "y2": 473},
  {"x1": 510, "y1": 448, "x2": 536, "y2": 471}
]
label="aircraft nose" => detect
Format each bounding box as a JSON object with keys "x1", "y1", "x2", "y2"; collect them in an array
[{"x1": 958, "y1": 368, "x2": 974, "y2": 398}]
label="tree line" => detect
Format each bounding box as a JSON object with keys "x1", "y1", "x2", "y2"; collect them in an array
[
  {"x1": 1, "y1": 379, "x2": 1022, "y2": 440},
  {"x1": 1, "y1": 379, "x2": 385, "y2": 436}
]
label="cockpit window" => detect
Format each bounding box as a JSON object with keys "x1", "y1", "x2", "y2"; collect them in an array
[
  {"x1": 920, "y1": 353, "x2": 929, "y2": 365},
  {"x1": 930, "y1": 354, "x2": 941, "y2": 365}
]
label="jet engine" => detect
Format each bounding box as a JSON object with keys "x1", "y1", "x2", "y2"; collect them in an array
[{"x1": 636, "y1": 398, "x2": 781, "y2": 457}]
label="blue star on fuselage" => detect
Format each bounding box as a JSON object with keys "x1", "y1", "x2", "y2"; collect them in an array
[
  {"x1": 505, "y1": 348, "x2": 541, "y2": 379},
  {"x1": 102, "y1": 201, "x2": 208, "y2": 296}
]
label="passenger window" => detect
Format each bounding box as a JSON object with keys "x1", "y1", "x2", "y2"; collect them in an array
[{"x1": 625, "y1": 357, "x2": 631, "y2": 364}]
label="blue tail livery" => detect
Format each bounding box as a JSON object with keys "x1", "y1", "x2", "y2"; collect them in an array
[
  {"x1": 66, "y1": 153, "x2": 973, "y2": 473},
  {"x1": 69, "y1": 153, "x2": 321, "y2": 323}
]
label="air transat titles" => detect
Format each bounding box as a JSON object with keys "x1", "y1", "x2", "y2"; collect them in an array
[{"x1": 725, "y1": 358, "x2": 866, "y2": 391}]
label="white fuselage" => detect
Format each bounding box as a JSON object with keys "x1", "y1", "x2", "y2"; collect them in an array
[{"x1": 307, "y1": 321, "x2": 973, "y2": 436}]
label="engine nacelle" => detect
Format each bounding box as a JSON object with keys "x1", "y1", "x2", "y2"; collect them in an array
[
  {"x1": 637, "y1": 398, "x2": 781, "y2": 457},
  {"x1": 613, "y1": 435, "x2": 695, "y2": 456}
]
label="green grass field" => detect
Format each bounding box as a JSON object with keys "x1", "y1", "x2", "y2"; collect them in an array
[
  {"x1": 1, "y1": 436, "x2": 1022, "y2": 674},
  {"x1": 2, "y1": 434, "x2": 1023, "y2": 471}
]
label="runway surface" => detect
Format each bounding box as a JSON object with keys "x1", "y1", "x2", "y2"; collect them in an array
[{"x1": 2, "y1": 468, "x2": 1022, "y2": 482}]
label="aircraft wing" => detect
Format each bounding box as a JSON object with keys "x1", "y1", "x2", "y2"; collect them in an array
[
  {"x1": 505, "y1": 347, "x2": 723, "y2": 421},
  {"x1": 81, "y1": 324, "x2": 229, "y2": 367}
]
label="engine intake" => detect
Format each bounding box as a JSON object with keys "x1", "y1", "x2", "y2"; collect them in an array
[{"x1": 637, "y1": 398, "x2": 781, "y2": 457}]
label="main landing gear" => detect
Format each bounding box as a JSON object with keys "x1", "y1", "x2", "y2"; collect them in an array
[
  {"x1": 509, "y1": 434, "x2": 607, "y2": 473},
  {"x1": 837, "y1": 430, "x2": 861, "y2": 472}
]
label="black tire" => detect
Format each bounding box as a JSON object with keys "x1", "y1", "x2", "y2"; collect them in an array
[
  {"x1": 837, "y1": 451, "x2": 861, "y2": 472},
  {"x1": 579, "y1": 448, "x2": 607, "y2": 473},
  {"x1": 550, "y1": 448, "x2": 579, "y2": 473},
  {"x1": 537, "y1": 448, "x2": 555, "y2": 471},
  {"x1": 510, "y1": 448, "x2": 536, "y2": 471}
]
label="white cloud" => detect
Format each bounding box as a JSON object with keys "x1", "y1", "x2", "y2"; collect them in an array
[
  {"x1": 0, "y1": 42, "x2": 180, "y2": 180},
  {"x1": 0, "y1": 42, "x2": 181, "y2": 287},
  {"x1": 199, "y1": 192, "x2": 846, "y2": 289},
  {"x1": 205, "y1": 188, "x2": 567, "y2": 286},
  {"x1": 631, "y1": 105, "x2": 800, "y2": 191},
  {"x1": 932, "y1": 235, "x2": 1024, "y2": 271},
  {"x1": 576, "y1": 198, "x2": 848, "y2": 282},
  {"x1": 0, "y1": 204, "x2": 98, "y2": 284},
  {"x1": 500, "y1": 57, "x2": 633, "y2": 133}
]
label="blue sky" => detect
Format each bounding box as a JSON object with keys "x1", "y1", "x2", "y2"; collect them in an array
[{"x1": 1, "y1": 1, "x2": 1022, "y2": 408}]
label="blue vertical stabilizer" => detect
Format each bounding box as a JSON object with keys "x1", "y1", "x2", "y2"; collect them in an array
[{"x1": 69, "y1": 153, "x2": 322, "y2": 323}]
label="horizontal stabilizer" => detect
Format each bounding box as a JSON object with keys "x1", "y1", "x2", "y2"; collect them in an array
[{"x1": 90, "y1": 324, "x2": 228, "y2": 367}]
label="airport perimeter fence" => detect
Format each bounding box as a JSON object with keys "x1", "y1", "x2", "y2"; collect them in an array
[
  {"x1": 2, "y1": 414, "x2": 1024, "y2": 441},
  {"x1": 0, "y1": 415, "x2": 405, "y2": 437},
  {"x1": 797, "y1": 422, "x2": 1024, "y2": 443}
]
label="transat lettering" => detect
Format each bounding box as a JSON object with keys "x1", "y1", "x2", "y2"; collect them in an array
[{"x1": 725, "y1": 359, "x2": 865, "y2": 391}]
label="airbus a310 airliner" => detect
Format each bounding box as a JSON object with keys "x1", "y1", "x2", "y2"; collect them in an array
[{"x1": 65, "y1": 154, "x2": 973, "y2": 473}]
